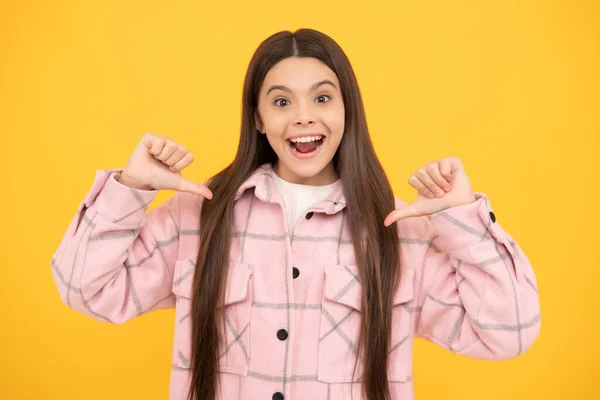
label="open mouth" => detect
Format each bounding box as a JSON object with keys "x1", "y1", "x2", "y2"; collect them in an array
[{"x1": 286, "y1": 135, "x2": 325, "y2": 155}]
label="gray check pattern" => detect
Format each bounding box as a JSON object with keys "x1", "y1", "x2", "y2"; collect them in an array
[{"x1": 50, "y1": 164, "x2": 540, "y2": 400}]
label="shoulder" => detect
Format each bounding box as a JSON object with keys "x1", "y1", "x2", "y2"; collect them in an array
[
  {"x1": 166, "y1": 188, "x2": 207, "y2": 229},
  {"x1": 392, "y1": 197, "x2": 438, "y2": 274},
  {"x1": 392, "y1": 197, "x2": 436, "y2": 242}
]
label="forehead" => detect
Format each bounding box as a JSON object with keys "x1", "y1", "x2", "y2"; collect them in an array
[{"x1": 262, "y1": 57, "x2": 339, "y2": 91}]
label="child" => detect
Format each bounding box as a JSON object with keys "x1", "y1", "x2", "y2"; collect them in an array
[{"x1": 51, "y1": 28, "x2": 541, "y2": 400}]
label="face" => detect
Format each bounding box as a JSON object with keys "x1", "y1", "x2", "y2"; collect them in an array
[{"x1": 255, "y1": 56, "x2": 345, "y2": 185}]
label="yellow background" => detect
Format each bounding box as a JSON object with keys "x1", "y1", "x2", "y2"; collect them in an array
[{"x1": 1, "y1": 0, "x2": 598, "y2": 398}]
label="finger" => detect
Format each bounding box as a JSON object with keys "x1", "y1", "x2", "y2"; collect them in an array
[
  {"x1": 417, "y1": 167, "x2": 446, "y2": 198},
  {"x1": 164, "y1": 145, "x2": 187, "y2": 167},
  {"x1": 408, "y1": 176, "x2": 435, "y2": 198},
  {"x1": 384, "y1": 205, "x2": 421, "y2": 226},
  {"x1": 141, "y1": 132, "x2": 158, "y2": 149},
  {"x1": 170, "y1": 152, "x2": 194, "y2": 172},
  {"x1": 439, "y1": 158, "x2": 452, "y2": 182},
  {"x1": 426, "y1": 163, "x2": 451, "y2": 192},
  {"x1": 156, "y1": 141, "x2": 179, "y2": 162},
  {"x1": 149, "y1": 138, "x2": 165, "y2": 155},
  {"x1": 176, "y1": 178, "x2": 213, "y2": 199}
]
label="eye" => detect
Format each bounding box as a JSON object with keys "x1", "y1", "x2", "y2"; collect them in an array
[
  {"x1": 274, "y1": 98, "x2": 290, "y2": 107},
  {"x1": 316, "y1": 94, "x2": 331, "y2": 103}
]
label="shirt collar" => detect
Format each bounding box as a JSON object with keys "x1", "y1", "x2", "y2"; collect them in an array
[{"x1": 234, "y1": 163, "x2": 347, "y2": 215}]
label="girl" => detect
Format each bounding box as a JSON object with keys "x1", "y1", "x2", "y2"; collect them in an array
[{"x1": 51, "y1": 28, "x2": 541, "y2": 400}]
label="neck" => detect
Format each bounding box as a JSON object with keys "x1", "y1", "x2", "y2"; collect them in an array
[{"x1": 273, "y1": 161, "x2": 339, "y2": 186}]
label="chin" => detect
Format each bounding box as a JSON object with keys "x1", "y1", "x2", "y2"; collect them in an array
[{"x1": 280, "y1": 156, "x2": 335, "y2": 182}]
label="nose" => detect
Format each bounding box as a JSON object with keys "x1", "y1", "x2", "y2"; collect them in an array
[
  {"x1": 294, "y1": 118, "x2": 315, "y2": 126},
  {"x1": 293, "y1": 102, "x2": 316, "y2": 126}
]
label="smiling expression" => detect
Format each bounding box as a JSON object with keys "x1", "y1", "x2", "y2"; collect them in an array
[{"x1": 255, "y1": 56, "x2": 345, "y2": 185}]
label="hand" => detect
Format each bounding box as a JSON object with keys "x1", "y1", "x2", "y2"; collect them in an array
[
  {"x1": 384, "y1": 157, "x2": 476, "y2": 226},
  {"x1": 117, "y1": 132, "x2": 213, "y2": 199}
]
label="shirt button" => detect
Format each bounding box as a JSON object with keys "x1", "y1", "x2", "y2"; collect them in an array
[
  {"x1": 277, "y1": 329, "x2": 288, "y2": 340},
  {"x1": 292, "y1": 267, "x2": 300, "y2": 279},
  {"x1": 489, "y1": 211, "x2": 496, "y2": 223},
  {"x1": 273, "y1": 392, "x2": 284, "y2": 400},
  {"x1": 305, "y1": 211, "x2": 314, "y2": 220}
]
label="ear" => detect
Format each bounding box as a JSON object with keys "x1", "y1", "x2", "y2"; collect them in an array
[{"x1": 254, "y1": 111, "x2": 265, "y2": 134}]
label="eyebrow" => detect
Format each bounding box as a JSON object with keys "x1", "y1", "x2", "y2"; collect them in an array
[{"x1": 266, "y1": 79, "x2": 337, "y2": 96}]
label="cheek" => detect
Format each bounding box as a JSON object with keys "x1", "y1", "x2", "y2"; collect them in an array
[
  {"x1": 263, "y1": 114, "x2": 289, "y2": 137},
  {"x1": 324, "y1": 106, "x2": 345, "y2": 135}
]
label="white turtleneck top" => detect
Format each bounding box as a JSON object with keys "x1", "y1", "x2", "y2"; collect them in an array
[{"x1": 271, "y1": 172, "x2": 341, "y2": 235}]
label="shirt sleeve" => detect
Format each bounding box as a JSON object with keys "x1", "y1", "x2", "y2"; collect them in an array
[
  {"x1": 50, "y1": 169, "x2": 182, "y2": 324},
  {"x1": 412, "y1": 192, "x2": 541, "y2": 359}
]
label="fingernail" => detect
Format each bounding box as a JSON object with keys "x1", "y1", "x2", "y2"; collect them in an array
[
  {"x1": 436, "y1": 190, "x2": 444, "y2": 197},
  {"x1": 444, "y1": 186, "x2": 451, "y2": 192},
  {"x1": 428, "y1": 192, "x2": 435, "y2": 198}
]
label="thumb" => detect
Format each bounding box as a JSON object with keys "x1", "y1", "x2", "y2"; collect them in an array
[
  {"x1": 384, "y1": 204, "x2": 421, "y2": 227},
  {"x1": 176, "y1": 178, "x2": 213, "y2": 199}
]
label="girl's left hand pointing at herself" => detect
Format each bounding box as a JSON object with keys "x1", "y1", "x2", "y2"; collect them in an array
[{"x1": 384, "y1": 156, "x2": 477, "y2": 226}]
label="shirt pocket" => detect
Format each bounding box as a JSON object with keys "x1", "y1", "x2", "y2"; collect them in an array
[
  {"x1": 318, "y1": 265, "x2": 416, "y2": 383},
  {"x1": 171, "y1": 259, "x2": 254, "y2": 376}
]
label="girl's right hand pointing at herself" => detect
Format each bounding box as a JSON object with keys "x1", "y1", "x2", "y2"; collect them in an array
[{"x1": 117, "y1": 132, "x2": 213, "y2": 199}]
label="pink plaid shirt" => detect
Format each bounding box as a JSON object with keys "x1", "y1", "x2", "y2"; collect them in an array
[{"x1": 51, "y1": 163, "x2": 541, "y2": 399}]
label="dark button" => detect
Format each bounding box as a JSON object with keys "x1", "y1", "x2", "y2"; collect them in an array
[
  {"x1": 277, "y1": 329, "x2": 288, "y2": 341},
  {"x1": 292, "y1": 267, "x2": 300, "y2": 279},
  {"x1": 305, "y1": 211, "x2": 314, "y2": 219},
  {"x1": 489, "y1": 211, "x2": 496, "y2": 223},
  {"x1": 273, "y1": 392, "x2": 284, "y2": 400}
]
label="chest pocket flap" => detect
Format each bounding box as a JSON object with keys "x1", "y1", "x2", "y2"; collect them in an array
[
  {"x1": 171, "y1": 260, "x2": 253, "y2": 306},
  {"x1": 323, "y1": 265, "x2": 416, "y2": 310}
]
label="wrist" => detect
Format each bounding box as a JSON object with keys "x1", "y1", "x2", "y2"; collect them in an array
[{"x1": 116, "y1": 172, "x2": 154, "y2": 191}]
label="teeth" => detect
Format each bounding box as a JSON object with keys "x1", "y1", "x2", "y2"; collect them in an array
[{"x1": 289, "y1": 135, "x2": 323, "y2": 143}]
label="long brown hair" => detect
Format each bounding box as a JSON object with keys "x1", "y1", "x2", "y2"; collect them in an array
[{"x1": 188, "y1": 28, "x2": 401, "y2": 400}]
